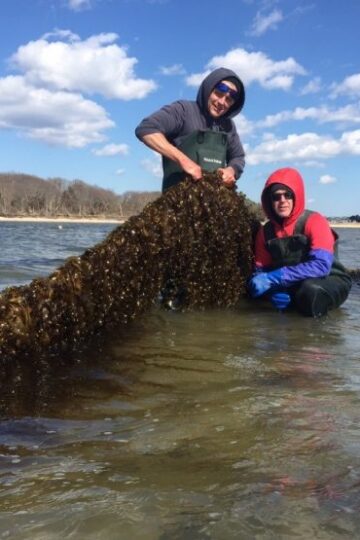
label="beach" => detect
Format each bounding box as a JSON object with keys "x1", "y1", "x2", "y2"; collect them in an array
[
  {"x1": 330, "y1": 222, "x2": 360, "y2": 228},
  {"x1": 0, "y1": 216, "x2": 359, "y2": 227},
  {"x1": 0, "y1": 216, "x2": 125, "y2": 224}
]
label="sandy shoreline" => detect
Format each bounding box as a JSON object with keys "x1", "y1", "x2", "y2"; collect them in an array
[
  {"x1": 0, "y1": 216, "x2": 359, "y2": 228},
  {"x1": 0, "y1": 216, "x2": 125, "y2": 224},
  {"x1": 329, "y1": 222, "x2": 360, "y2": 228}
]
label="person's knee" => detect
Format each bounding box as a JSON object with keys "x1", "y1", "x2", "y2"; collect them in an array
[{"x1": 295, "y1": 281, "x2": 333, "y2": 317}]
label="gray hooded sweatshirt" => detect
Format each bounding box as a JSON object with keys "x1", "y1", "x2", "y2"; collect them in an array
[{"x1": 135, "y1": 67, "x2": 246, "y2": 180}]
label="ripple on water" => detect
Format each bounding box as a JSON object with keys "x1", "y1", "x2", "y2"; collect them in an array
[{"x1": 1, "y1": 256, "x2": 360, "y2": 537}]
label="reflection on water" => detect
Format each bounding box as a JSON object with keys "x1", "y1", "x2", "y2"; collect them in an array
[{"x1": 1, "y1": 289, "x2": 360, "y2": 539}]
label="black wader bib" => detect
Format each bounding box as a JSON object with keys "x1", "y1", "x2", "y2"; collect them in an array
[{"x1": 162, "y1": 130, "x2": 228, "y2": 192}]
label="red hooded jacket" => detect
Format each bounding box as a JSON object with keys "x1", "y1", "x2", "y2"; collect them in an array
[{"x1": 254, "y1": 168, "x2": 335, "y2": 285}]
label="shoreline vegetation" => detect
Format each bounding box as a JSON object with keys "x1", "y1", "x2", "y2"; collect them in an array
[
  {"x1": 0, "y1": 172, "x2": 358, "y2": 227},
  {"x1": 0, "y1": 172, "x2": 161, "y2": 223}
]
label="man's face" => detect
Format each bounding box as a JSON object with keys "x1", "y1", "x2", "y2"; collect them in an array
[
  {"x1": 207, "y1": 80, "x2": 238, "y2": 118},
  {"x1": 271, "y1": 189, "x2": 294, "y2": 219}
]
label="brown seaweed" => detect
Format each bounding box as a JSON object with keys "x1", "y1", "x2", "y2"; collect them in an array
[
  {"x1": 0, "y1": 172, "x2": 259, "y2": 363},
  {"x1": 347, "y1": 268, "x2": 360, "y2": 282}
]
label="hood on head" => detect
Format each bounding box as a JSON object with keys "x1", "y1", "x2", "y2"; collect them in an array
[
  {"x1": 261, "y1": 167, "x2": 305, "y2": 225},
  {"x1": 196, "y1": 67, "x2": 245, "y2": 119}
]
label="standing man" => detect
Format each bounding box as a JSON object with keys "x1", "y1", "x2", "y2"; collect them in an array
[
  {"x1": 248, "y1": 167, "x2": 352, "y2": 317},
  {"x1": 135, "y1": 67, "x2": 245, "y2": 192}
]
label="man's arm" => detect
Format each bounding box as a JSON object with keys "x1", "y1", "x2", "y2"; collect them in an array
[
  {"x1": 141, "y1": 133, "x2": 202, "y2": 181},
  {"x1": 135, "y1": 102, "x2": 203, "y2": 181}
]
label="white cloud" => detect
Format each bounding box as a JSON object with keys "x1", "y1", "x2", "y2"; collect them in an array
[
  {"x1": 10, "y1": 31, "x2": 157, "y2": 100},
  {"x1": 141, "y1": 153, "x2": 162, "y2": 178},
  {"x1": 257, "y1": 104, "x2": 360, "y2": 130},
  {"x1": 319, "y1": 174, "x2": 337, "y2": 184},
  {"x1": 0, "y1": 75, "x2": 113, "y2": 147},
  {"x1": 67, "y1": 0, "x2": 91, "y2": 11},
  {"x1": 116, "y1": 168, "x2": 125, "y2": 175},
  {"x1": 42, "y1": 29, "x2": 80, "y2": 42},
  {"x1": 186, "y1": 48, "x2": 306, "y2": 91},
  {"x1": 92, "y1": 143, "x2": 129, "y2": 156},
  {"x1": 0, "y1": 31, "x2": 157, "y2": 150},
  {"x1": 300, "y1": 77, "x2": 322, "y2": 95},
  {"x1": 331, "y1": 73, "x2": 360, "y2": 98},
  {"x1": 234, "y1": 114, "x2": 256, "y2": 136},
  {"x1": 160, "y1": 64, "x2": 185, "y2": 76},
  {"x1": 264, "y1": 74, "x2": 294, "y2": 90},
  {"x1": 341, "y1": 129, "x2": 360, "y2": 153},
  {"x1": 302, "y1": 161, "x2": 326, "y2": 168},
  {"x1": 246, "y1": 129, "x2": 360, "y2": 165},
  {"x1": 292, "y1": 4, "x2": 316, "y2": 17},
  {"x1": 250, "y1": 9, "x2": 284, "y2": 37}
]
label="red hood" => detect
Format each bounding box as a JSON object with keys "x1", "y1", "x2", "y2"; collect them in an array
[{"x1": 261, "y1": 167, "x2": 305, "y2": 227}]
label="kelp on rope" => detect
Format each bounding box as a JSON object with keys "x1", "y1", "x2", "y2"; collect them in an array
[
  {"x1": 0, "y1": 173, "x2": 260, "y2": 362},
  {"x1": 347, "y1": 268, "x2": 360, "y2": 282}
]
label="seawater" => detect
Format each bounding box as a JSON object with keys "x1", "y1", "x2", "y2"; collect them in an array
[{"x1": 1, "y1": 222, "x2": 360, "y2": 539}]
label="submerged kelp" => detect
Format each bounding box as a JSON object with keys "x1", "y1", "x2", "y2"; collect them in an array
[{"x1": 0, "y1": 173, "x2": 259, "y2": 363}]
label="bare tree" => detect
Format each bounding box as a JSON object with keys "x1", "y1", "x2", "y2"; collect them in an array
[{"x1": 0, "y1": 173, "x2": 126, "y2": 218}]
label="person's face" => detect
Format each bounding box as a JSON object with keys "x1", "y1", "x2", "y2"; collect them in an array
[
  {"x1": 207, "y1": 80, "x2": 238, "y2": 118},
  {"x1": 271, "y1": 189, "x2": 294, "y2": 219}
]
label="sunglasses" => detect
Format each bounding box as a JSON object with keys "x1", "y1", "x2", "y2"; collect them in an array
[
  {"x1": 271, "y1": 191, "x2": 294, "y2": 202},
  {"x1": 214, "y1": 82, "x2": 239, "y2": 101}
]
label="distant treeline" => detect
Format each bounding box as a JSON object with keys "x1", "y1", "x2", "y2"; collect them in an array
[
  {"x1": 0, "y1": 172, "x2": 264, "y2": 220},
  {"x1": 0, "y1": 173, "x2": 161, "y2": 219}
]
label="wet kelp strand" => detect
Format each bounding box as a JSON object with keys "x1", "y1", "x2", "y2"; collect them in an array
[
  {"x1": 348, "y1": 268, "x2": 360, "y2": 282},
  {"x1": 0, "y1": 173, "x2": 259, "y2": 363}
]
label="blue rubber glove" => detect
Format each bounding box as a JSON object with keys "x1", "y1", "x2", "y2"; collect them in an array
[
  {"x1": 270, "y1": 291, "x2": 291, "y2": 311},
  {"x1": 248, "y1": 269, "x2": 283, "y2": 298}
]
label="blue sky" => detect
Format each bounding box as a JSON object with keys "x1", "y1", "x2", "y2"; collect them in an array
[{"x1": 1, "y1": 0, "x2": 359, "y2": 216}]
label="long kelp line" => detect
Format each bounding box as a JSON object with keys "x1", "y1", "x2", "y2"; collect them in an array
[{"x1": 0, "y1": 173, "x2": 259, "y2": 363}]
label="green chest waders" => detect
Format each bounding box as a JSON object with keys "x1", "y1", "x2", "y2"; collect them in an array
[{"x1": 162, "y1": 130, "x2": 228, "y2": 192}]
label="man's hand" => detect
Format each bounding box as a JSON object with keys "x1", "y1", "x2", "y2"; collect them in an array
[
  {"x1": 179, "y1": 155, "x2": 203, "y2": 181},
  {"x1": 141, "y1": 133, "x2": 203, "y2": 182},
  {"x1": 218, "y1": 166, "x2": 236, "y2": 186}
]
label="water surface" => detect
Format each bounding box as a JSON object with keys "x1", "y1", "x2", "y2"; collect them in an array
[{"x1": 1, "y1": 222, "x2": 360, "y2": 539}]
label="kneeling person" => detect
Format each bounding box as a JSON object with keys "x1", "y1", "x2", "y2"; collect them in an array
[{"x1": 248, "y1": 167, "x2": 351, "y2": 317}]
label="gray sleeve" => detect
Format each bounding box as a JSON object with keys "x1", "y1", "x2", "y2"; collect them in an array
[
  {"x1": 135, "y1": 101, "x2": 186, "y2": 141},
  {"x1": 226, "y1": 125, "x2": 245, "y2": 179}
]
